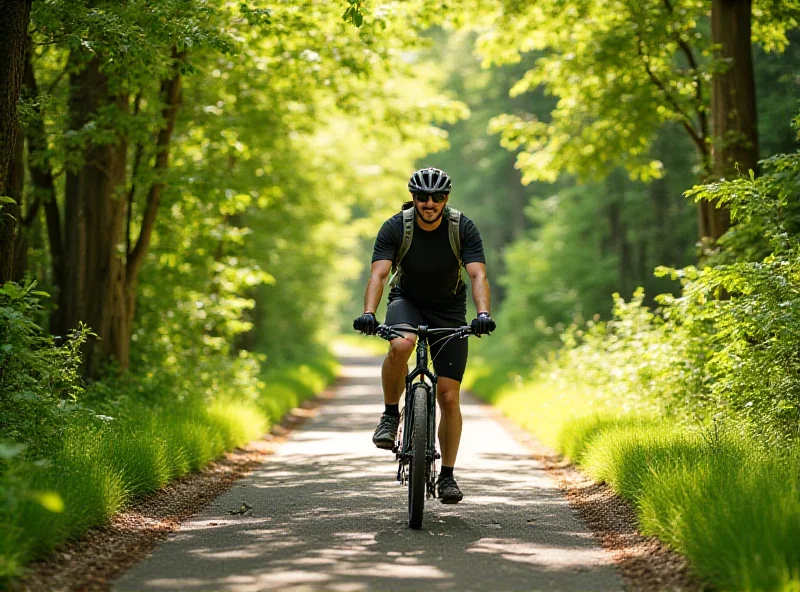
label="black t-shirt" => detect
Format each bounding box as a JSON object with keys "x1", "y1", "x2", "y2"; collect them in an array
[{"x1": 372, "y1": 209, "x2": 485, "y2": 311}]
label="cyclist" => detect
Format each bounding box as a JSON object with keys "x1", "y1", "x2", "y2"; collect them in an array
[{"x1": 353, "y1": 167, "x2": 495, "y2": 504}]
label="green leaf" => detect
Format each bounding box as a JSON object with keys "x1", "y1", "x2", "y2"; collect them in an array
[
  {"x1": 0, "y1": 196, "x2": 16, "y2": 204},
  {"x1": 31, "y1": 290, "x2": 51, "y2": 297},
  {"x1": 354, "y1": 11, "x2": 363, "y2": 27},
  {"x1": 34, "y1": 492, "x2": 65, "y2": 513}
]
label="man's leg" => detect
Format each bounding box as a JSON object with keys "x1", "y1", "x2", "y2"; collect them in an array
[
  {"x1": 381, "y1": 334, "x2": 415, "y2": 406},
  {"x1": 426, "y1": 306, "x2": 467, "y2": 503},
  {"x1": 374, "y1": 298, "x2": 422, "y2": 450},
  {"x1": 436, "y1": 377, "x2": 462, "y2": 467},
  {"x1": 435, "y1": 376, "x2": 464, "y2": 504},
  {"x1": 373, "y1": 334, "x2": 415, "y2": 449}
]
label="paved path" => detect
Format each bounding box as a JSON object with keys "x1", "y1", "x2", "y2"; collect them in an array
[{"x1": 115, "y1": 349, "x2": 623, "y2": 592}]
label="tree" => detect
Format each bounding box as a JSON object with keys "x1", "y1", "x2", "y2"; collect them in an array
[
  {"x1": 0, "y1": 0, "x2": 32, "y2": 283},
  {"x1": 22, "y1": 0, "x2": 234, "y2": 374},
  {"x1": 466, "y1": 0, "x2": 797, "y2": 243}
]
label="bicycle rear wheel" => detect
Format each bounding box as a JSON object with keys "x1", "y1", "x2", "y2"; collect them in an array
[{"x1": 408, "y1": 384, "x2": 428, "y2": 529}]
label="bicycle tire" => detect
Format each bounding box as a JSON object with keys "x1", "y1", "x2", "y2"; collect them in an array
[{"x1": 408, "y1": 384, "x2": 428, "y2": 529}]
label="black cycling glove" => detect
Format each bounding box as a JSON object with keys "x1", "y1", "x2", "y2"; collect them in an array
[
  {"x1": 353, "y1": 312, "x2": 378, "y2": 335},
  {"x1": 470, "y1": 312, "x2": 496, "y2": 337}
]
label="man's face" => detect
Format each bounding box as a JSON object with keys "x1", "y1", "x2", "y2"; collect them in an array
[{"x1": 412, "y1": 192, "x2": 449, "y2": 224}]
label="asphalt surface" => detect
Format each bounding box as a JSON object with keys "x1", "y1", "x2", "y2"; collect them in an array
[{"x1": 115, "y1": 347, "x2": 623, "y2": 592}]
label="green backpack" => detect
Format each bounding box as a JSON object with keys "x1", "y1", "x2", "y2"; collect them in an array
[{"x1": 388, "y1": 203, "x2": 464, "y2": 294}]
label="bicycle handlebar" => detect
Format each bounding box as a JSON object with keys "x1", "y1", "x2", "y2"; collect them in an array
[{"x1": 374, "y1": 323, "x2": 473, "y2": 341}]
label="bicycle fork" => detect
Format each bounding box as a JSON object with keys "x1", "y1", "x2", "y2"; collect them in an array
[
  {"x1": 426, "y1": 383, "x2": 440, "y2": 498},
  {"x1": 394, "y1": 381, "x2": 440, "y2": 496}
]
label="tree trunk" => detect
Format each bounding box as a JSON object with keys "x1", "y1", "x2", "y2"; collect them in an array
[
  {"x1": 706, "y1": 0, "x2": 760, "y2": 240},
  {"x1": 50, "y1": 48, "x2": 183, "y2": 375},
  {"x1": 60, "y1": 55, "x2": 129, "y2": 374},
  {"x1": 23, "y1": 50, "x2": 66, "y2": 316},
  {"x1": 0, "y1": 0, "x2": 32, "y2": 284},
  {"x1": 10, "y1": 121, "x2": 27, "y2": 280},
  {"x1": 506, "y1": 155, "x2": 526, "y2": 241}
]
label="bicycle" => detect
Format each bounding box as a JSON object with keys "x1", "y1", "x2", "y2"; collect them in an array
[{"x1": 373, "y1": 323, "x2": 474, "y2": 530}]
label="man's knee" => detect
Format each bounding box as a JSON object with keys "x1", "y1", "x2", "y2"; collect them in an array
[
  {"x1": 387, "y1": 337, "x2": 415, "y2": 362},
  {"x1": 437, "y1": 386, "x2": 461, "y2": 413}
]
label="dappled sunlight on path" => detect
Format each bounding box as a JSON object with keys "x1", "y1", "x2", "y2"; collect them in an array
[{"x1": 115, "y1": 353, "x2": 622, "y2": 591}]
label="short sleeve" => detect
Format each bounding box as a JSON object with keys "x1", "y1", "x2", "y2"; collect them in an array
[
  {"x1": 372, "y1": 216, "x2": 401, "y2": 263},
  {"x1": 461, "y1": 217, "x2": 485, "y2": 265}
]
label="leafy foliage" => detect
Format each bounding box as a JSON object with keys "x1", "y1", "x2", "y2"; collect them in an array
[
  {"x1": 514, "y1": 144, "x2": 800, "y2": 439},
  {"x1": 466, "y1": 0, "x2": 798, "y2": 183},
  {"x1": 0, "y1": 282, "x2": 90, "y2": 455},
  {"x1": 677, "y1": 152, "x2": 800, "y2": 434}
]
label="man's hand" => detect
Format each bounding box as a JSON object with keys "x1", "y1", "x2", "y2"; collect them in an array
[
  {"x1": 353, "y1": 312, "x2": 379, "y2": 335},
  {"x1": 470, "y1": 312, "x2": 496, "y2": 337}
]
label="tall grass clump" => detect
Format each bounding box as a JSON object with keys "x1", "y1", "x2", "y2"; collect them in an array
[{"x1": 478, "y1": 373, "x2": 800, "y2": 591}]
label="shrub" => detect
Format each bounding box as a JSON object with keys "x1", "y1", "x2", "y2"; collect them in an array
[{"x1": 0, "y1": 282, "x2": 91, "y2": 456}]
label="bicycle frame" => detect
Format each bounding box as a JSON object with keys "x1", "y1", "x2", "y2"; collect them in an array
[{"x1": 398, "y1": 325, "x2": 438, "y2": 495}]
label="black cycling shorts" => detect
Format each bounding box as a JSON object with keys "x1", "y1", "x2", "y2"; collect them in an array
[{"x1": 384, "y1": 297, "x2": 468, "y2": 382}]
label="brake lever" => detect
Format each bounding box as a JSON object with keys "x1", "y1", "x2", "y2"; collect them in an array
[{"x1": 376, "y1": 325, "x2": 394, "y2": 340}]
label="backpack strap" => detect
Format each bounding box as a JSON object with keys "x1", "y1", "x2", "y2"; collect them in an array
[
  {"x1": 446, "y1": 206, "x2": 464, "y2": 293},
  {"x1": 388, "y1": 206, "x2": 415, "y2": 289}
]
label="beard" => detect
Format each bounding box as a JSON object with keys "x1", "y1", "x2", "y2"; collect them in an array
[{"x1": 415, "y1": 201, "x2": 445, "y2": 224}]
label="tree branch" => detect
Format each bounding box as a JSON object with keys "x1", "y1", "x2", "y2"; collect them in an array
[
  {"x1": 127, "y1": 49, "x2": 185, "y2": 284},
  {"x1": 45, "y1": 66, "x2": 67, "y2": 96},
  {"x1": 22, "y1": 196, "x2": 40, "y2": 226},
  {"x1": 635, "y1": 35, "x2": 704, "y2": 151}
]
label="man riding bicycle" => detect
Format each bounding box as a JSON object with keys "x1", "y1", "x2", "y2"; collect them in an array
[{"x1": 353, "y1": 167, "x2": 495, "y2": 504}]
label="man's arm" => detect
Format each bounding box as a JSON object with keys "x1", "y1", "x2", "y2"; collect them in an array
[
  {"x1": 466, "y1": 262, "x2": 491, "y2": 313},
  {"x1": 364, "y1": 260, "x2": 393, "y2": 314}
]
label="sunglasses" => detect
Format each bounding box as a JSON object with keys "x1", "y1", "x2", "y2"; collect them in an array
[{"x1": 413, "y1": 192, "x2": 448, "y2": 204}]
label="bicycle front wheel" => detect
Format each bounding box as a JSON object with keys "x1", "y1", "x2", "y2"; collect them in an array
[{"x1": 408, "y1": 384, "x2": 428, "y2": 530}]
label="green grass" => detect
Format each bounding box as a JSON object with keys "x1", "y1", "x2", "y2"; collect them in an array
[
  {"x1": 0, "y1": 354, "x2": 337, "y2": 582},
  {"x1": 470, "y1": 369, "x2": 800, "y2": 592}
]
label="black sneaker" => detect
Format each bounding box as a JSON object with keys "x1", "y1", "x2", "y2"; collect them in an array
[
  {"x1": 437, "y1": 475, "x2": 463, "y2": 504},
  {"x1": 372, "y1": 413, "x2": 399, "y2": 450}
]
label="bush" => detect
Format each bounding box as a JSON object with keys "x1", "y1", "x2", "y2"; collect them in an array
[{"x1": 0, "y1": 282, "x2": 91, "y2": 456}]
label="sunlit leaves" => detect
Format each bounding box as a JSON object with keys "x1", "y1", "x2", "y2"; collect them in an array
[
  {"x1": 468, "y1": 0, "x2": 716, "y2": 183},
  {"x1": 239, "y1": 3, "x2": 272, "y2": 27},
  {"x1": 342, "y1": 0, "x2": 364, "y2": 28}
]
